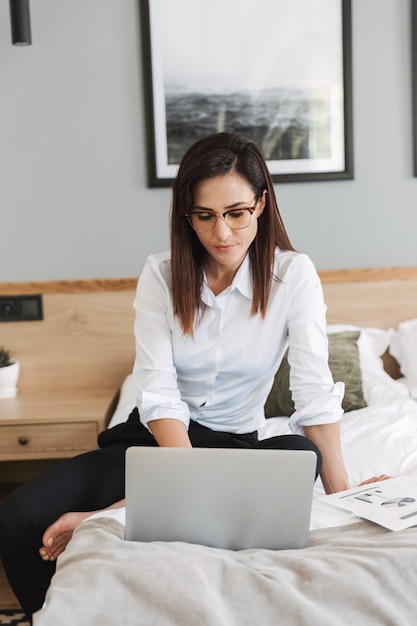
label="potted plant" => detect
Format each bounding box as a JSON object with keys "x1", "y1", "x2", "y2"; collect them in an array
[{"x1": 0, "y1": 346, "x2": 20, "y2": 398}]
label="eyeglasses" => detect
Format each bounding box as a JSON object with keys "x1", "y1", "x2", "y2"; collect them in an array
[{"x1": 184, "y1": 206, "x2": 256, "y2": 232}]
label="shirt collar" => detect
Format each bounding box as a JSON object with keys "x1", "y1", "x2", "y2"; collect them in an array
[{"x1": 201, "y1": 253, "x2": 253, "y2": 305}]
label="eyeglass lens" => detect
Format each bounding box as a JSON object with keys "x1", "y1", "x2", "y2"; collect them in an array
[{"x1": 189, "y1": 208, "x2": 253, "y2": 231}]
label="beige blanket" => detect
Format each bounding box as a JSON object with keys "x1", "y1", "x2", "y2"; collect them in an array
[{"x1": 34, "y1": 516, "x2": 417, "y2": 626}]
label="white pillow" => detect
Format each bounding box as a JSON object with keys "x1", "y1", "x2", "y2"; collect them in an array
[
  {"x1": 327, "y1": 324, "x2": 409, "y2": 404},
  {"x1": 107, "y1": 374, "x2": 136, "y2": 428},
  {"x1": 389, "y1": 318, "x2": 417, "y2": 399}
]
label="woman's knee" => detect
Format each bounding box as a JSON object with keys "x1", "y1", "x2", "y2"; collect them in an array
[
  {"x1": 295, "y1": 435, "x2": 322, "y2": 476},
  {"x1": 258, "y1": 434, "x2": 322, "y2": 477}
]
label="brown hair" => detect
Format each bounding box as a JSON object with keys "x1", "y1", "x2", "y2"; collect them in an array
[{"x1": 171, "y1": 132, "x2": 295, "y2": 336}]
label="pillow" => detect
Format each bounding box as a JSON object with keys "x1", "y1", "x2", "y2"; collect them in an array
[
  {"x1": 107, "y1": 374, "x2": 136, "y2": 428},
  {"x1": 389, "y1": 318, "x2": 417, "y2": 399},
  {"x1": 264, "y1": 331, "x2": 366, "y2": 417},
  {"x1": 328, "y1": 324, "x2": 409, "y2": 405}
]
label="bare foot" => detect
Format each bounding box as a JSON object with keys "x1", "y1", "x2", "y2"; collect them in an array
[{"x1": 39, "y1": 511, "x2": 94, "y2": 562}]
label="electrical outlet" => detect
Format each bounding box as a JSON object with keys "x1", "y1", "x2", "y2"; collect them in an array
[{"x1": 0, "y1": 295, "x2": 43, "y2": 322}]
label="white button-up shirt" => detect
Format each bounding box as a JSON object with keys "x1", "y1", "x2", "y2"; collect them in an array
[{"x1": 133, "y1": 248, "x2": 344, "y2": 435}]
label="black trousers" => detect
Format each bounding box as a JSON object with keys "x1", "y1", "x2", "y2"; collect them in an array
[{"x1": 0, "y1": 408, "x2": 321, "y2": 622}]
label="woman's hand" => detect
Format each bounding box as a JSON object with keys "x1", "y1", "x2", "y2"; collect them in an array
[{"x1": 358, "y1": 474, "x2": 391, "y2": 486}]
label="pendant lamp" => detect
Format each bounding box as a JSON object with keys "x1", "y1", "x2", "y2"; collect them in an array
[{"x1": 10, "y1": 0, "x2": 32, "y2": 46}]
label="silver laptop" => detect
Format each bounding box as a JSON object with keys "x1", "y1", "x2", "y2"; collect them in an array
[{"x1": 125, "y1": 446, "x2": 316, "y2": 550}]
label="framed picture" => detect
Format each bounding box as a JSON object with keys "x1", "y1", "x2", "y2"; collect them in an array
[
  {"x1": 141, "y1": 0, "x2": 353, "y2": 187},
  {"x1": 412, "y1": 0, "x2": 417, "y2": 177}
]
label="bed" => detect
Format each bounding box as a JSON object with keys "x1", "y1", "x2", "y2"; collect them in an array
[{"x1": 31, "y1": 267, "x2": 417, "y2": 626}]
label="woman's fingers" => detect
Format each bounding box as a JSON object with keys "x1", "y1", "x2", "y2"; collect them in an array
[{"x1": 358, "y1": 474, "x2": 392, "y2": 486}]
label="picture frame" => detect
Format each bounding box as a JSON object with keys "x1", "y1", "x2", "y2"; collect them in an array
[
  {"x1": 140, "y1": 0, "x2": 353, "y2": 187},
  {"x1": 412, "y1": 0, "x2": 417, "y2": 177}
]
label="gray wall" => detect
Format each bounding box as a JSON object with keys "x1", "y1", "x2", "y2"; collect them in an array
[{"x1": 0, "y1": 0, "x2": 416, "y2": 282}]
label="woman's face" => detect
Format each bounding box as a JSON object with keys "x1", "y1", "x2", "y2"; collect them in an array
[{"x1": 191, "y1": 173, "x2": 265, "y2": 276}]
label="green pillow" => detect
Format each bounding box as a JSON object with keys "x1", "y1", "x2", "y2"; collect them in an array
[{"x1": 264, "y1": 331, "x2": 367, "y2": 417}]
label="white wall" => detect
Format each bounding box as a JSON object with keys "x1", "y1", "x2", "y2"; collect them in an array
[{"x1": 0, "y1": 0, "x2": 416, "y2": 282}]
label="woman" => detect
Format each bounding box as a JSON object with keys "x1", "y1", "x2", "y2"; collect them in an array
[{"x1": 0, "y1": 132, "x2": 353, "y2": 622}]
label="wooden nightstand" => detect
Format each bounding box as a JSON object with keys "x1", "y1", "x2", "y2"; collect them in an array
[
  {"x1": 0, "y1": 388, "x2": 116, "y2": 462},
  {"x1": 0, "y1": 281, "x2": 135, "y2": 480}
]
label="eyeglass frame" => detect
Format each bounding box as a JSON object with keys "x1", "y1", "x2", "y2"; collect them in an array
[{"x1": 184, "y1": 205, "x2": 257, "y2": 232}]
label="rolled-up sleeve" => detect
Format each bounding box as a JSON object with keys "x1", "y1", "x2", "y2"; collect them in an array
[
  {"x1": 282, "y1": 255, "x2": 344, "y2": 433},
  {"x1": 288, "y1": 383, "x2": 345, "y2": 434}
]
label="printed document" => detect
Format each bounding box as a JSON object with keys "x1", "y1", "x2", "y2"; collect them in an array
[{"x1": 321, "y1": 476, "x2": 417, "y2": 531}]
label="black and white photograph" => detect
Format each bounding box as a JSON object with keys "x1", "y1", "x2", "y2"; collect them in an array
[{"x1": 142, "y1": 0, "x2": 353, "y2": 186}]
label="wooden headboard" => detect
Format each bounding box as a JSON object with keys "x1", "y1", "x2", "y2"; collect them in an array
[
  {"x1": 0, "y1": 279, "x2": 136, "y2": 393},
  {"x1": 0, "y1": 267, "x2": 416, "y2": 393},
  {"x1": 320, "y1": 267, "x2": 417, "y2": 328}
]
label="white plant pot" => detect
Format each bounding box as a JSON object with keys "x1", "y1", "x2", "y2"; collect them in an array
[{"x1": 0, "y1": 360, "x2": 20, "y2": 398}]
